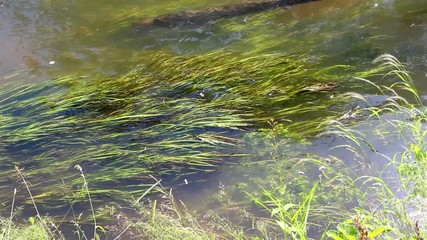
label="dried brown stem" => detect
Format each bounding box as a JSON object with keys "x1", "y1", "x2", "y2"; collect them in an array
[
  {"x1": 354, "y1": 216, "x2": 370, "y2": 240},
  {"x1": 415, "y1": 221, "x2": 424, "y2": 240}
]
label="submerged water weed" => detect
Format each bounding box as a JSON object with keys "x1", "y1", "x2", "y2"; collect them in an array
[{"x1": 0, "y1": 50, "x2": 372, "y2": 206}]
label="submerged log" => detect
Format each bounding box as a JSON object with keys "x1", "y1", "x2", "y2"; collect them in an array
[{"x1": 135, "y1": 0, "x2": 319, "y2": 28}]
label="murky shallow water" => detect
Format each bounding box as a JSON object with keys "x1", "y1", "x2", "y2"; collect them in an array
[
  {"x1": 2, "y1": 0, "x2": 425, "y2": 81},
  {"x1": 1, "y1": 0, "x2": 427, "y2": 238}
]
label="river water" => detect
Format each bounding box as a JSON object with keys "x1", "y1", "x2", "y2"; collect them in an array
[
  {"x1": 1, "y1": 0, "x2": 425, "y2": 82},
  {"x1": 0, "y1": 0, "x2": 426, "y2": 238}
]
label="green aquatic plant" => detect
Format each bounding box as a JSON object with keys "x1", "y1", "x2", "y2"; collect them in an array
[{"x1": 0, "y1": 50, "x2": 371, "y2": 207}]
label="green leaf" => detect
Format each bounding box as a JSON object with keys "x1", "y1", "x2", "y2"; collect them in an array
[
  {"x1": 276, "y1": 220, "x2": 286, "y2": 231},
  {"x1": 28, "y1": 217, "x2": 36, "y2": 225},
  {"x1": 283, "y1": 203, "x2": 296, "y2": 211},
  {"x1": 326, "y1": 230, "x2": 345, "y2": 240},
  {"x1": 271, "y1": 208, "x2": 281, "y2": 217},
  {"x1": 368, "y1": 227, "x2": 391, "y2": 238},
  {"x1": 97, "y1": 225, "x2": 107, "y2": 233},
  {"x1": 337, "y1": 223, "x2": 358, "y2": 236}
]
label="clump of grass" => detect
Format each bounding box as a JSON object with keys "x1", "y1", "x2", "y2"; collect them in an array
[
  {"x1": 0, "y1": 165, "x2": 114, "y2": 240},
  {"x1": 326, "y1": 212, "x2": 393, "y2": 240},
  {"x1": 314, "y1": 54, "x2": 427, "y2": 239},
  {"x1": 134, "y1": 194, "x2": 219, "y2": 240},
  {"x1": 131, "y1": 176, "x2": 273, "y2": 240},
  {"x1": 0, "y1": 166, "x2": 65, "y2": 240},
  {"x1": 0, "y1": 216, "x2": 53, "y2": 240},
  {"x1": 247, "y1": 182, "x2": 318, "y2": 239}
]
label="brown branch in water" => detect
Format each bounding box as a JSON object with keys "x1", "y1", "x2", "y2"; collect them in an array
[{"x1": 135, "y1": 0, "x2": 319, "y2": 28}]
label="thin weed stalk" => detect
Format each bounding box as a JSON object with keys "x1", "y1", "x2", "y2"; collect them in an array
[
  {"x1": 15, "y1": 166, "x2": 41, "y2": 219},
  {"x1": 113, "y1": 224, "x2": 132, "y2": 240},
  {"x1": 134, "y1": 178, "x2": 162, "y2": 205},
  {"x1": 14, "y1": 166, "x2": 60, "y2": 239},
  {"x1": 0, "y1": 188, "x2": 17, "y2": 240},
  {"x1": 75, "y1": 164, "x2": 97, "y2": 240},
  {"x1": 6, "y1": 188, "x2": 16, "y2": 240}
]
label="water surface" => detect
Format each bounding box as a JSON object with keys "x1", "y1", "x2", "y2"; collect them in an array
[{"x1": 0, "y1": 0, "x2": 427, "y2": 238}]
